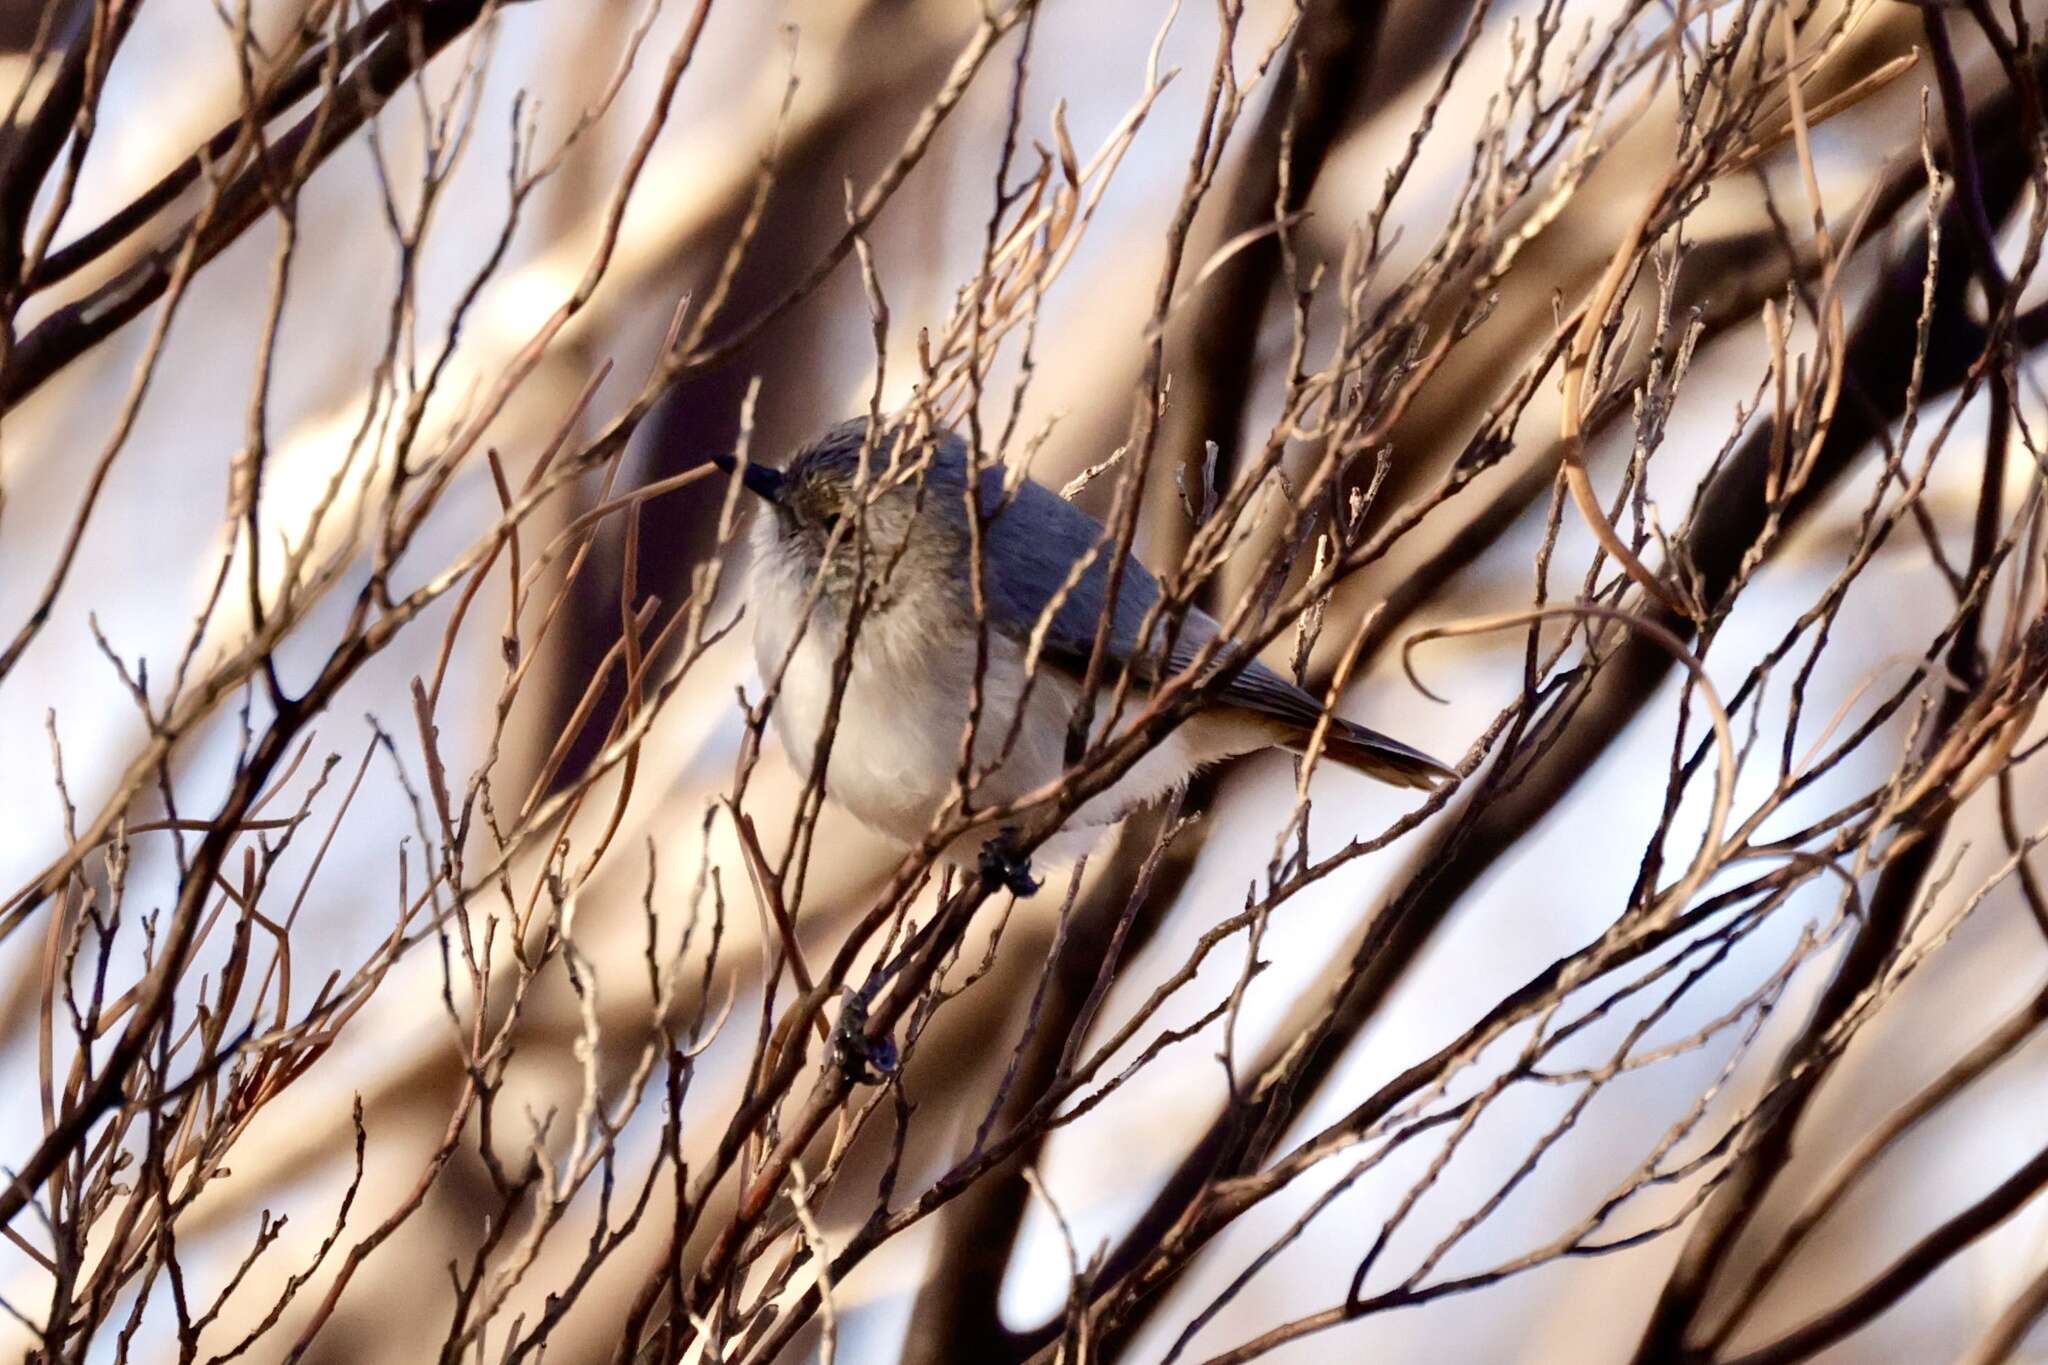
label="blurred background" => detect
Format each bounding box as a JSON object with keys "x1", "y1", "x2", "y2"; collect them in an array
[{"x1": 2, "y1": 1, "x2": 2046, "y2": 1361}]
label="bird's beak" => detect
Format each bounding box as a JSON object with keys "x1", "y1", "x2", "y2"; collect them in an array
[{"x1": 709, "y1": 451, "x2": 785, "y2": 503}]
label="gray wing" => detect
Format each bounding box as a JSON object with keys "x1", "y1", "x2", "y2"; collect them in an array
[
  {"x1": 974, "y1": 470, "x2": 1452, "y2": 788},
  {"x1": 975, "y1": 470, "x2": 1188, "y2": 678}
]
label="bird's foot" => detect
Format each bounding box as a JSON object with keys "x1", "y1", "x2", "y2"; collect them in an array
[
  {"x1": 829, "y1": 988, "x2": 898, "y2": 1087},
  {"x1": 978, "y1": 827, "x2": 1041, "y2": 898}
]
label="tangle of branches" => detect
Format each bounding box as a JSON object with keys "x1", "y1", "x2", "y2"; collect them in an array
[{"x1": 2, "y1": 1, "x2": 2047, "y2": 1362}]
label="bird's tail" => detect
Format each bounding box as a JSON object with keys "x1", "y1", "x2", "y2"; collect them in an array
[{"x1": 1300, "y1": 721, "x2": 1456, "y2": 791}]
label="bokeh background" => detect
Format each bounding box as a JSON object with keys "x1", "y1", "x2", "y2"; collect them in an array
[{"x1": 3, "y1": 1, "x2": 2046, "y2": 1361}]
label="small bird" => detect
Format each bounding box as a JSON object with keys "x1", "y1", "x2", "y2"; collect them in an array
[{"x1": 715, "y1": 419, "x2": 1451, "y2": 893}]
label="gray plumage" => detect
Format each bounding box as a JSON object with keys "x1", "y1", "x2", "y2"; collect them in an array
[{"x1": 724, "y1": 419, "x2": 1451, "y2": 866}]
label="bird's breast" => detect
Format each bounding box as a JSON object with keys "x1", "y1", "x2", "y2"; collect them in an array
[
  {"x1": 744, "y1": 557, "x2": 1255, "y2": 852},
  {"x1": 753, "y1": 581, "x2": 1000, "y2": 843}
]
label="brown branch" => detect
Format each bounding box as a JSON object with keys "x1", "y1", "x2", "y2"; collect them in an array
[
  {"x1": 1717, "y1": 1134, "x2": 2048, "y2": 1365},
  {"x1": 0, "y1": 0, "x2": 105, "y2": 290},
  {"x1": 904, "y1": 805, "x2": 1199, "y2": 1364},
  {"x1": 21, "y1": 1, "x2": 402, "y2": 293},
  {"x1": 1960, "y1": 1251, "x2": 2048, "y2": 1365},
  {"x1": 1628, "y1": 38, "x2": 2043, "y2": 1362},
  {"x1": 0, "y1": 0, "x2": 516, "y2": 412},
  {"x1": 910, "y1": 4, "x2": 1402, "y2": 1354},
  {"x1": 1048, "y1": 38, "x2": 2044, "y2": 1359}
]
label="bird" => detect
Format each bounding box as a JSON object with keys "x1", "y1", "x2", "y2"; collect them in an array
[{"x1": 713, "y1": 419, "x2": 1452, "y2": 894}]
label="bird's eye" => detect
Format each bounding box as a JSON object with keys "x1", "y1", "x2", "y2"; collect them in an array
[{"x1": 817, "y1": 510, "x2": 842, "y2": 536}]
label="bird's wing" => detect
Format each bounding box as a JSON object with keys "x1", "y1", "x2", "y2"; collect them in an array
[
  {"x1": 975, "y1": 472, "x2": 1453, "y2": 788},
  {"x1": 976, "y1": 469, "x2": 1182, "y2": 679}
]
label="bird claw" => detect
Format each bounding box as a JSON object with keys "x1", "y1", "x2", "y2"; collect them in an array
[
  {"x1": 830, "y1": 988, "x2": 897, "y2": 1087},
  {"x1": 978, "y1": 828, "x2": 1041, "y2": 898}
]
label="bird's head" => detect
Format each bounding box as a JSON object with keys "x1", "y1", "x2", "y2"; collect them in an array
[{"x1": 718, "y1": 419, "x2": 970, "y2": 611}]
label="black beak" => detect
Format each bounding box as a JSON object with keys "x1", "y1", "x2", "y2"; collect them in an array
[{"x1": 709, "y1": 451, "x2": 785, "y2": 503}]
